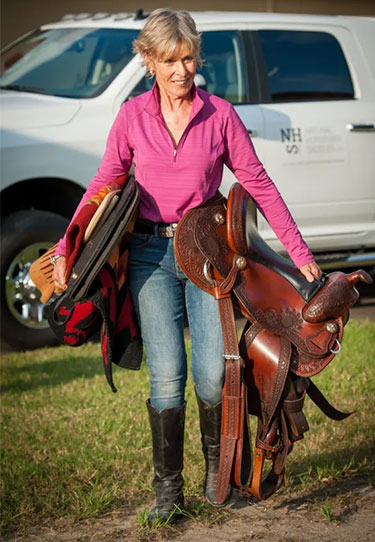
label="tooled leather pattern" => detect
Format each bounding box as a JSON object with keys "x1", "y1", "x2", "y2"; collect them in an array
[
  {"x1": 195, "y1": 204, "x2": 231, "y2": 278},
  {"x1": 234, "y1": 273, "x2": 309, "y2": 352},
  {"x1": 288, "y1": 318, "x2": 342, "y2": 376},
  {"x1": 236, "y1": 286, "x2": 306, "y2": 351},
  {"x1": 219, "y1": 297, "x2": 240, "y2": 356},
  {"x1": 242, "y1": 322, "x2": 263, "y2": 348},
  {"x1": 175, "y1": 205, "x2": 214, "y2": 293},
  {"x1": 226, "y1": 361, "x2": 241, "y2": 433},
  {"x1": 235, "y1": 279, "x2": 339, "y2": 361},
  {"x1": 263, "y1": 338, "x2": 291, "y2": 429},
  {"x1": 289, "y1": 345, "x2": 335, "y2": 376},
  {"x1": 217, "y1": 438, "x2": 235, "y2": 503},
  {"x1": 217, "y1": 356, "x2": 242, "y2": 503},
  {"x1": 303, "y1": 277, "x2": 357, "y2": 323},
  {"x1": 262, "y1": 307, "x2": 335, "y2": 357}
]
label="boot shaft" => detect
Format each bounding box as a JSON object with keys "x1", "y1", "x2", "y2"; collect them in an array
[
  {"x1": 147, "y1": 400, "x2": 185, "y2": 484},
  {"x1": 196, "y1": 391, "x2": 232, "y2": 507},
  {"x1": 196, "y1": 392, "x2": 222, "y2": 451}
]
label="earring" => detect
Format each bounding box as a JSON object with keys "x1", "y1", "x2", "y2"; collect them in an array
[{"x1": 149, "y1": 68, "x2": 155, "y2": 77}]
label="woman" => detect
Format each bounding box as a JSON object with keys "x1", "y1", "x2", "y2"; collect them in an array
[{"x1": 52, "y1": 8, "x2": 322, "y2": 522}]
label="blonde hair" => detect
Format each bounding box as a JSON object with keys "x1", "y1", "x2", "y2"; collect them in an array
[{"x1": 133, "y1": 8, "x2": 202, "y2": 68}]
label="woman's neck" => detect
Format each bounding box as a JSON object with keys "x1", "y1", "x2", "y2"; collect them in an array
[{"x1": 158, "y1": 85, "x2": 193, "y2": 114}]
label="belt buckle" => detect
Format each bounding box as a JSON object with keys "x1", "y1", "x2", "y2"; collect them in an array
[{"x1": 160, "y1": 223, "x2": 178, "y2": 238}]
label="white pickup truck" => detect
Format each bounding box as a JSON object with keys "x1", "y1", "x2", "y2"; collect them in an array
[{"x1": 1, "y1": 11, "x2": 374, "y2": 349}]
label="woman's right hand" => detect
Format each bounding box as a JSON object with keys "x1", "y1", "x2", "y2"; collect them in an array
[{"x1": 52, "y1": 256, "x2": 68, "y2": 292}]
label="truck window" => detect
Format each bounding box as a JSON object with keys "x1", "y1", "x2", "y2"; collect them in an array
[
  {"x1": 199, "y1": 31, "x2": 247, "y2": 104},
  {"x1": 129, "y1": 30, "x2": 247, "y2": 105},
  {"x1": 0, "y1": 28, "x2": 138, "y2": 98},
  {"x1": 257, "y1": 30, "x2": 354, "y2": 102}
]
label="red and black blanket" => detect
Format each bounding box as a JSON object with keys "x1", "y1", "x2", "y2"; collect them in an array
[{"x1": 47, "y1": 175, "x2": 143, "y2": 392}]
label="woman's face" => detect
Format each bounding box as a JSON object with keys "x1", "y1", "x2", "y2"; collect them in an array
[{"x1": 148, "y1": 43, "x2": 196, "y2": 100}]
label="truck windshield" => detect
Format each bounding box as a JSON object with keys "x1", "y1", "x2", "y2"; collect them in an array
[{"x1": 0, "y1": 27, "x2": 139, "y2": 98}]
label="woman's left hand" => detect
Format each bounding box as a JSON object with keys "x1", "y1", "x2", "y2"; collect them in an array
[{"x1": 299, "y1": 261, "x2": 323, "y2": 283}]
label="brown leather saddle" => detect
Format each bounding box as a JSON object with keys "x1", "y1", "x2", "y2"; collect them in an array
[{"x1": 174, "y1": 183, "x2": 372, "y2": 502}]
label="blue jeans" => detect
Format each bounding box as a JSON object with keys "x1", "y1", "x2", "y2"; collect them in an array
[{"x1": 128, "y1": 232, "x2": 224, "y2": 412}]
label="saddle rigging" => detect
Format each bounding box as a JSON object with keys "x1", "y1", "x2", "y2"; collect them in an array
[{"x1": 174, "y1": 182, "x2": 372, "y2": 502}]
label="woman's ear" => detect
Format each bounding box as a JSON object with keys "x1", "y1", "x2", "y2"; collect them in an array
[{"x1": 144, "y1": 54, "x2": 155, "y2": 77}]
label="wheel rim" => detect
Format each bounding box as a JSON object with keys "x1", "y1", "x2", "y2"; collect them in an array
[{"x1": 5, "y1": 242, "x2": 53, "y2": 330}]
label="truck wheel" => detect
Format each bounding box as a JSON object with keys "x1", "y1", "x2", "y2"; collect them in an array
[{"x1": 1, "y1": 210, "x2": 69, "y2": 351}]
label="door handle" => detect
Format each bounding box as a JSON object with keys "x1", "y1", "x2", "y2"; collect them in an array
[
  {"x1": 247, "y1": 129, "x2": 257, "y2": 137},
  {"x1": 346, "y1": 123, "x2": 375, "y2": 132}
]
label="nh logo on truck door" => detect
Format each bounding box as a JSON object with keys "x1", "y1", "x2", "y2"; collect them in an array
[{"x1": 281, "y1": 128, "x2": 302, "y2": 154}]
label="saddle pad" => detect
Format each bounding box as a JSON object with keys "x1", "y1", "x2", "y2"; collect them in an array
[
  {"x1": 52, "y1": 176, "x2": 140, "y2": 308},
  {"x1": 30, "y1": 190, "x2": 122, "y2": 305},
  {"x1": 83, "y1": 190, "x2": 120, "y2": 243}
]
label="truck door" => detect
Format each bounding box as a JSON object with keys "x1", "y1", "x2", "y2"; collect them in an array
[{"x1": 250, "y1": 27, "x2": 375, "y2": 254}]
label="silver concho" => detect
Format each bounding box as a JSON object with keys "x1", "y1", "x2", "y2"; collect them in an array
[
  {"x1": 326, "y1": 322, "x2": 338, "y2": 333},
  {"x1": 236, "y1": 256, "x2": 247, "y2": 269},
  {"x1": 214, "y1": 213, "x2": 225, "y2": 225}
]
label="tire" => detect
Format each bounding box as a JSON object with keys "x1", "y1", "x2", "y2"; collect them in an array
[{"x1": 1, "y1": 210, "x2": 69, "y2": 351}]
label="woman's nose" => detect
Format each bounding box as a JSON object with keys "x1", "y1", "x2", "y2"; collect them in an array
[{"x1": 175, "y1": 60, "x2": 188, "y2": 75}]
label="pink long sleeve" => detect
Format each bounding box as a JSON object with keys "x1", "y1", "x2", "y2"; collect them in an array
[
  {"x1": 56, "y1": 84, "x2": 314, "y2": 268},
  {"x1": 223, "y1": 105, "x2": 314, "y2": 268}
]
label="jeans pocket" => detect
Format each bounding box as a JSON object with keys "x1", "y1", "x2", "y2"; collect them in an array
[{"x1": 129, "y1": 231, "x2": 154, "y2": 249}]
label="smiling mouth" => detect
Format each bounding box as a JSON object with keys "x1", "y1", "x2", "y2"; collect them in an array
[{"x1": 173, "y1": 79, "x2": 189, "y2": 85}]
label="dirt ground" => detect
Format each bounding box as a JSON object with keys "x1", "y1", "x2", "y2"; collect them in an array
[{"x1": 4, "y1": 477, "x2": 374, "y2": 542}]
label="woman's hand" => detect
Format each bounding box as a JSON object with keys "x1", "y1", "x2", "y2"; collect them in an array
[
  {"x1": 299, "y1": 261, "x2": 323, "y2": 283},
  {"x1": 52, "y1": 256, "x2": 68, "y2": 292}
]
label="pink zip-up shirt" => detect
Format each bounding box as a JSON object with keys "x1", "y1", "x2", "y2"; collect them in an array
[{"x1": 57, "y1": 84, "x2": 314, "y2": 268}]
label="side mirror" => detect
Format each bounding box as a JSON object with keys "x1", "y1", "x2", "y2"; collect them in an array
[{"x1": 194, "y1": 73, "x2": 207, "y2": 89}]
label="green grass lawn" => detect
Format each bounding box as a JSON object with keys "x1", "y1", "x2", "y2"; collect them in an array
[{"x1": 1, "y1": 320, "x2": 374, "y2": 531}]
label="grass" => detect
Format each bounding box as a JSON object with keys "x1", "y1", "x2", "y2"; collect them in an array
[
  {"x1": 321, "y1": 499, "x2": 340, "y2": 522},
  {"x1": 1, "y1": 320, "x2": 374, "y2": 534}
]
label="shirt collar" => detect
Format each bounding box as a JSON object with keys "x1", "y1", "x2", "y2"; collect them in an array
[{"x1": 144, "y1": 81, "x2": 205, "y2": 122}]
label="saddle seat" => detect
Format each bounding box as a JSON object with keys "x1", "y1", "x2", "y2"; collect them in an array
[
  {"x1": 227, "y1": 183, "x2": 371, "y2": 324},
  {"x1": 226, "y1": 182, "x2": 321, "y2": 303}
]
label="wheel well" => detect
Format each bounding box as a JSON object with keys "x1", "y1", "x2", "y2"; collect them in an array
[{"x1": 1, "y1": 178, "x2": 85, "y2": 220}]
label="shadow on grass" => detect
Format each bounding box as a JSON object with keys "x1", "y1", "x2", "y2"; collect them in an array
[
  {"x1": 273, "y1": 442, "x2": 375, "y2": 509},
  {"x1": 273, "y1": 474, "x2": 372, "y2": 515},
  {"x1": 1, "y1": 355, "x2": 110, "y2": 394}
]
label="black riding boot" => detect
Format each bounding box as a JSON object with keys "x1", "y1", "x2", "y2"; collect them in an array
[
  {"x1": 196, "y1": 392, "x2": 231, "y2": 507},
  {"x1": 146, "y1": 399, "x2": 185, "y2": 522}
]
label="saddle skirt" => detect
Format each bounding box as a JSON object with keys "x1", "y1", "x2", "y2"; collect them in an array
[{"x1": 174, "y1": 183, "x2": 372, "y2": 502}]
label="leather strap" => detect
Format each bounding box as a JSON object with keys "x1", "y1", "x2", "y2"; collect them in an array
[
  {"x1": 249, "y1": 409, "x2": 288, "y2": 499},
  {"x1": 215, "y1": 294, "x2": 245, "y2": 505},
  {"x1": 214, "y1": 265, "x2": 252, "y2": 505},
  {"x1": 306, "y1": 379, "x2": 352, "y2": 420}
]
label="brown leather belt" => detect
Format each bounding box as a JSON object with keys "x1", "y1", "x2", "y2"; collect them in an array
[{"x1": 134, "y1": 218, "x2": 178, "y2": 238}]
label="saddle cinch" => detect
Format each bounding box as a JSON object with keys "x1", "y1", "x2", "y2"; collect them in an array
[{"x1": 174, "y1": 183, "x2": 372, "y2": 503}]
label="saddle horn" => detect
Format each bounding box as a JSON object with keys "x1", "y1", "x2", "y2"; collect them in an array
[{"x1": 346, "y1": 269, "x2": 373, "y2": 285}]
